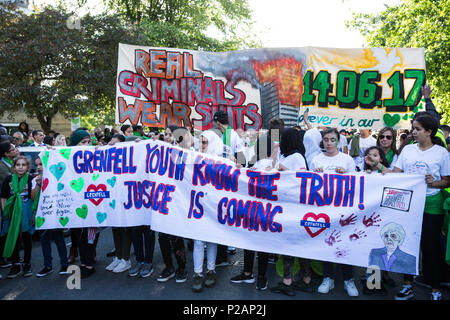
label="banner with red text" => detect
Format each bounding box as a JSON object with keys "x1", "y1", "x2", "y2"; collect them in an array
[
  {"x1": 116, "y1": 43, "x2": 426, "y2": 130},
  {"x1": 36, "y1": 140, "x2": 426, "y2": 274}
]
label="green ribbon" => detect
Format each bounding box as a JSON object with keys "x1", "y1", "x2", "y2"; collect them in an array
[
  {"x1": 3, "y1": 173, "x2": 28, "y2": 258},
  {"x1": 424, "y1": 190, "x2": 445, "y2": 215},
  {"x1": 385, "y1": 149, "x2": 394, "y2": 166},
  {"x1": 32, "y1": 188, "x2": 40, "y2": 214},
  {"x1": 223, "y1": 126, "x2": 232, "y2": 146},
  {"x1": 442, "y1": 190, "x2": 450, "y2": 265}
]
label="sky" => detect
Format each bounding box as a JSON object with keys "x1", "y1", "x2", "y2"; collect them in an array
[
  {"x1": 31, "y1": 0, "x2": 402, "y2": 48},
  {"x1": 247, "y1": 0, "x2": 402, "y2": 48}
]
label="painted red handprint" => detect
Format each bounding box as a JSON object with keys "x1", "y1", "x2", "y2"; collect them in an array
[
  {"x1": 335, "y1": 247, "x2": 350, "y2": 258},
  {"x1": 325, "y1": 230, "x2": 342, "y2": 246},
  {"x1": 363, "y1": 212, "x2": 381, "y2": 228},
  {"x1": 339, "y1": 213, "x2": 357, "y2": 227},
  {"x1": 349, "y1": 229, "x2": 367, "y2": 241}
]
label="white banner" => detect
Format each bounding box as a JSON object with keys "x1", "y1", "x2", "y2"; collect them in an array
[{"x1": 36, "y1": 140, "x2": 426, "y2": 275}]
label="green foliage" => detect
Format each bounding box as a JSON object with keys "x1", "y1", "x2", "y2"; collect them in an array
[
  {"x1": 0, "y1": 1, "x2": 260, "y2": 132},
  {"x1": 346, "y1": 0, "x2": 450, "y2": 123},
  {"x1": 106, "y1": 0, "x2": 260, "y2": 51},
  {"x1": 0, "y1": 3, "x2": 146, "y2": 133}
]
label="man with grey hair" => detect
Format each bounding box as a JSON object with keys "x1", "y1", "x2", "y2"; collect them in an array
[
  {"x1": 368, "y1": 222, "x2": 416, "y2": 275},
  {"x1": 12, "y1": 132, "x2": 26, "y2": 147}
]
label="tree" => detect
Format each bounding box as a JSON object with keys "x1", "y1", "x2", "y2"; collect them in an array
[
  {"x1": 0, "y1": 4, "x2": 146, "y2": 133},
  {"x1": 106, "y1": 0, "x2": 260, "y2": 51},
  {"x1": 346, "y1": 0, "x2": 450, "y2": 123}
]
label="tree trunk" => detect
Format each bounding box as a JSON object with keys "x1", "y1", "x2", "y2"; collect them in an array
[{"x1": 35, "y1": 111, "x2": 52, "y2": 135}]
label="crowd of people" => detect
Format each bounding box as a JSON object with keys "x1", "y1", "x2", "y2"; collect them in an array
[{"x1": 0, "y1": 86, "x2": 449, "y2": 300}]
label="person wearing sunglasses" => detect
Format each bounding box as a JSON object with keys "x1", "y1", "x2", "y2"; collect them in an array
[{"x1": 376, "y1": 127, "x2": 398, "y2": 170}]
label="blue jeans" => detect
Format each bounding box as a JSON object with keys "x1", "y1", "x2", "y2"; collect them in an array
[
  {"x1": 40, "y1": 229, "x2": 68, "y2": 268},
  {"x1": 131, "y1": 226, "x2": 155, "y2": 264}
]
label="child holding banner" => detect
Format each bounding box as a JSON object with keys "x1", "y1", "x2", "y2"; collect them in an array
[
  {"x1": 68, "y1": 129, "x2": 99, "y2": 278},
  {"x1": 1, "y1": 156, "x2": 35, "y2": 278},
  {"x1": 386, "y1": 114, "x2": 450, "y2": 301},
  {"x1": 33, "y1": 157, "x2": 69, "y2": 277},
  {"x1": 0, "y1": 141, "x2": 19, "y2": 269},
  {"x1": 310, "y1": 128, "x2": 359, "y2": 297},
  {"x1": 363, "y1": 146, "x2": 390, "y2": 174}
]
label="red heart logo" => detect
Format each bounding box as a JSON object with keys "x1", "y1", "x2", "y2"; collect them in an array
[
  {"x1": 42, "y1": 178, "x2": 49, "y2": 192},
  {"x1": 302, "y1": 212, "x2": 330, "y2": 238},
  {"x1": 86, "y1": 184, "x2": 107, "y2": 206}
]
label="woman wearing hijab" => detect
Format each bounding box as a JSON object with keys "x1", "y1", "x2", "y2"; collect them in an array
[{"x1": 270, "y1": 128, "x2": 308, "y2": 297}]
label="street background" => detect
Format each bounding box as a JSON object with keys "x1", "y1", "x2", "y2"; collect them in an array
[{"x1": 0, "y1": 228, "x2": 446, "y2": 301}]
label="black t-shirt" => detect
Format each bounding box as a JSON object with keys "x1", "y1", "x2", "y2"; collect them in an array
[{"x1": 0, "y1": 175, "x2": 33, "y2": 200}]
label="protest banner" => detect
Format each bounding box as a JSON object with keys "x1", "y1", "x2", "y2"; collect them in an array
[
  {"x1": 116, "y1": 44, "x2": 426, "y2": 130},
  {"x1": 36, "y1": 140, "x2": 426, "y2": 275}
]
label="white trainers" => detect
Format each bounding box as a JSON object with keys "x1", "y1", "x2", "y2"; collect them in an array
[
  {"x1": 344, "y1": 279, "x2": 359, "y2": 297},
  {"x1": 112, "y1": 259, "x2": 131, "y2": 273},
  {"x1": 318, "y1": 277, "x2": 334, "y2": 294},
  {"x1": 106, "y1": 257, "x2": 120, "y2": 271}
]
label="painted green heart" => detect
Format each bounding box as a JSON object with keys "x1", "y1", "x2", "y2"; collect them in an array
[
  {"x1": 50, "y1": 162, "x2": 66, "y2": 181},
  {"x1": 96, "y1": 212, "x2": 107, "y2": 224},
  {"x1": 57, "y1": 183, "x2": 64, "y2": 191},
  {"x1": 92, "y1": 173, "x2": 100, "y2": 181},
  {"x1": 42, "y1": 151, "x2": 50, "y2": 168},
  {"x1": 70, "y1": 177, "x2": 84, "y2": 192},
  {"x1": 36, "y1": 216, "x2": 45, "y2": 228},
  {"x1": 59, "y1": 148, "x2": 72, "y2": 160},
  {"x1": 107, "y1": 176, "x2": 116, "y2": 188},
  {"x1": 409, "y1": 113, "x2": 414, "y2": 119},
  {"x1": 76, "y1": 204, "x2": 88, "y2": 219},
  {"x1": 402, "y1": 114, "x2": 409, "y2": 120},
  {"x1": 383, "y1": 114, "x2": 401, "y2": 127},
  {"x1": 109, "y1": 200, "x2": 116, "y2": 209},
  {"x1": 59, "y1": 216, "x2": 69, "y2": 227}
]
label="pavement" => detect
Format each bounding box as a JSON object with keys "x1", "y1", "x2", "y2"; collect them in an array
[{"x1": 0, "y1": 228, "x2": 448, "y2": 301}]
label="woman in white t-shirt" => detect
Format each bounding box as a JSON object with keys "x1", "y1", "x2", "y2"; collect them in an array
[
  {"x1": 277, "y1": 128, "x2": 308, "y2": 172},
  {"x1": 310, "y1": 128, "x2": 356, "y2": 174},
  {"x1": 387, "y1": 115, "x2": 449, "y2": 301},
  {"x1": 310, "y1": 128, "x2": 359, "y2": 297},
  {"x1": 270, "y1": 128, "x2": 310, "y2": 297}
]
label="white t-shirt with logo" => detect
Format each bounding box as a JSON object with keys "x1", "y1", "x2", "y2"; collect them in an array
[
  {"x1": 222, "y1": 129, "x2": 244, "y2": 160},
  {"x1": 310, "y1": 152, "x2": 356, "y2": 173},
  {"x1": 395, "y1": 144, "x2": 450, "y2": 196}
]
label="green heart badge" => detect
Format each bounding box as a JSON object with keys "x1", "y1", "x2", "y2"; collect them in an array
[
  {"x1": 50, "y1": 162, "x2": 66, "y2": 181},
  {"x1": 76, "y1": 204, "x2": 88, "y2": 219},
  {"x1": 107, "y1": 176, "x2": 116, "y2": 188},
  {"x1": 36, "y1": 216, "x2": 45, "y2": 228},
  {"x1": 70, "y1": 177, "x2": 84, "y2": 192},
  {"x1": 42, "y1": 151, "x2": 50, "y2": 168},
  {"x1": 59, "y1": 216, "x2": 69, "y2": 227},
  {"x1": 383, "y1": 114, "x2": 401, "y2": 127},
  {"x1": 96, "y1": 212, "x2": 107, "y2": 224},
  {"x1": 59, "y1": 148, "x2": 72, "y2": 160},
  {"x1": 92, "y1": 173, "x2": 100, "y2": 181}
]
